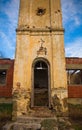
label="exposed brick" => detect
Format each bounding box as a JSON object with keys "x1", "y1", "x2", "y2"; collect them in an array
[
  {"x1": 0, "y1": 59, "x2": 14, "y2": 97},
  {"x1": 1, "y1": 58, "x2": 82, "y2": 98},
  {"x1": 66, "y1": 57, "x2": 82, "y2": 64},
  {"x1": 68, "y1": 85, "x2": 82, "y2": 98}
]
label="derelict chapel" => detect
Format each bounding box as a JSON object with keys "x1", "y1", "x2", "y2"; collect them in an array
[{"x1": 13, "y1": 0, "x2": 67, "y2": 118}]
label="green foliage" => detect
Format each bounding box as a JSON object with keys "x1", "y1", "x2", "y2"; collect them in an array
[
  {"x1": 0, "y1": 103, "x2": 12, "y2": 120},
  {"x1": 41, "y1": 119, "x2": 56, "y2": 130},
  {"x1": 74, "y1": 125, "x2": 82, "y2": 130},
  {"x1": 68, "y1": 103, "x2": 82, "y2": 119},
  {"x1": 68, "y1": 104, "x2": 82, "y2": 109}
]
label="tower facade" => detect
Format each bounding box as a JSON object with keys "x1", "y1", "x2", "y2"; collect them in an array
[{"x1": 13, "y1": 0, "x2": 67, "y2": 118}]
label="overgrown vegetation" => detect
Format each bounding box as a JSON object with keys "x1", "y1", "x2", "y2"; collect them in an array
[
  {"x1": 70, "y1": 119, "x2": 82, "y2": 130},
  {"x1": 41, "y1": 119, "x2": 57, "y2": 130},
  {"x1": 0, "y1": 103, "x2": 12, "y2": 121},
  {"x1": 74, "y1": 126, "x2": 82, "y2": 130},
  {"x1": 0, "y1": 103, "x2": 12, "y2": 129},
  {"x1": 68, "y1": 104, "x2": 82, "y2": 119}
]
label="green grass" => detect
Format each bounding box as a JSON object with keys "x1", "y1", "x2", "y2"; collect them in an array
[
  {"x1": 74, "y1": 125, "x2": 82, "y2": 130},
  {"x1": 70, "y1": 118, "x2": 82, "y2": 130},
  {"x1": 41, "y1": 119, "x2": 56, "y2": 130},
  {"x1": 0, "y1": 103, "x2": 12, "y2": 120},
  {"x1": 68, "y1": 104, "x2": 82, "y2": 119}
]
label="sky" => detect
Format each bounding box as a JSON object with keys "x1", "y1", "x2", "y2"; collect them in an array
[{"x1": 0, "y1": 0, "x2": 82, "y2": 59}]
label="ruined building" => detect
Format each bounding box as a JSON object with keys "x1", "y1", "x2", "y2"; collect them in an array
[
  {"x1": 13, "y1": 0, "x2": 67, "y2": 118},
  {"x1": 0, "y1": 0, "x2": 82, "y2": 127}
]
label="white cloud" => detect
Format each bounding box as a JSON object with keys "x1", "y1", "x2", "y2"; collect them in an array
[
  {"x1": 65, "y1": 37, "x2": 82, "y2": 57},
  {"x1": 61, "y1": 0, "x2": 82, "y2": 58},
  {"x1": 0, "y1": 31, "x2": 15, "y2": 58},
  {"x1": 0, "y1": 0, "x2": 20, "y2": 58},
  {"x1": 0, "y1": 53, "x2": 2, "y2": 58},
  {"x1": 0, "y1": 0, "x2": 82, "y2": 58},
  {"x1": 2, "y1": 0, "x2": 19, "y2": 28},
  {"x1": 0, "y1": 0, "x2": 20, "y2": 37},
  {"x1": 0, "y1": 31, "x2": 14, "y2": 50},
  {"x1": 61, "y1": 0, "x2": 82, "y2": 27}
]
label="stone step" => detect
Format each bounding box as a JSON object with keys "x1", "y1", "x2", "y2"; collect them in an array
[
  {"x1": 17, "y1": 116, "x2": 57, "y2": 124},
  {"x1": 3, "y1": 117, "x2": 58, "y2": 130},
  {"x1": 13, "y1": 122, "x2": 41, "y2": 130},
  {"x1": 16, "y1": 116, "x2": 58, "y2": 130},
  {"x1": 17, "y1": 116, "x2": 42, "y2": 124},
  {"x1": 3, "y1": 116, "x2": 74, "y2": 130},
  {"x1": 27, "y1": 107, "x2": 54, "y2": 117}
]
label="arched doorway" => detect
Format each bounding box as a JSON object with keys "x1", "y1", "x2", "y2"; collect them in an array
[{"x1": 32, "y1": 58, "x2": 50, "y2": 107}]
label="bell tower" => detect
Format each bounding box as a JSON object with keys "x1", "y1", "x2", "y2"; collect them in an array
[{"x1": 13, "y1": 0, "x2": 67, "y2": 118}]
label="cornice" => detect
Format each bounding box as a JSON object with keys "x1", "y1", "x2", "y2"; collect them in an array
[{"x1": 16, "y1": 27, "x2": 64, "y2": 33}]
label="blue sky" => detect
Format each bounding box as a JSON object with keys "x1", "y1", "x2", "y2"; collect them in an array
[{"x1": 0, "y1": 0, "x2": 82, "y2": 59}]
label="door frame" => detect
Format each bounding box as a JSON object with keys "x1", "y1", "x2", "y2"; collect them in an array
[{"x1": 31, "y1": 57, "x2": 51, "y2": 108}]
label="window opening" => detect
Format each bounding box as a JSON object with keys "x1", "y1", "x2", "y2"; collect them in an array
[
  {"x1": 67, "y1": 69, "x2": 82, "y2": 85},
  {"x1": 0, "y1": 70, "x2": 7, "y2": 85}
]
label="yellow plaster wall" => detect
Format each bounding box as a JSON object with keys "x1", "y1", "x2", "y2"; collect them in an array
[
  {"x1": 13, "y1": 32, "x2": 53, "y2": 91},
  {"x1": 13, "y1": 30, "x2": 67, "y2": 91},
  {"x1": 13, "y1": 0, "x2": 67, "y2": 117}
]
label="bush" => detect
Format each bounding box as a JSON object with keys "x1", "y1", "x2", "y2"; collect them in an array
[
  {"x1": 68, "y1": 104, "x2": 82, "y2": 119},
  {"x1": 41, "y1": 119, "x2": 57, "y2": 130},
  {"x1": 0, "y1": 103, "x2": 12, "y2": 121}
]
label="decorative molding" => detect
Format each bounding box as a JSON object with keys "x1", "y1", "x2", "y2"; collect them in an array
[
  {"x1": 37, "y1": 38, "x2": 47, "y2": 56},
  {"x1": 16, "y1": 27, "x2": 64, "y2": 33}
]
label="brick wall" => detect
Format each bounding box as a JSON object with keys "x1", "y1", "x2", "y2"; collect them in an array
[
  {"x1": 66, "y1": 57, "x2": 82, "y2": 98},
  {"x1": 68, "y1": 85, "x2": 82, "y2": 98},
  {"x1": 0, "y1": 59, "x2": 14, "y2": 97},
  {"x1": 0, "y1": 58, "x2": 82, "y2": 98},
  {"x1": 66, "y1": 57, "x2": 82, "y2": 64}
]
